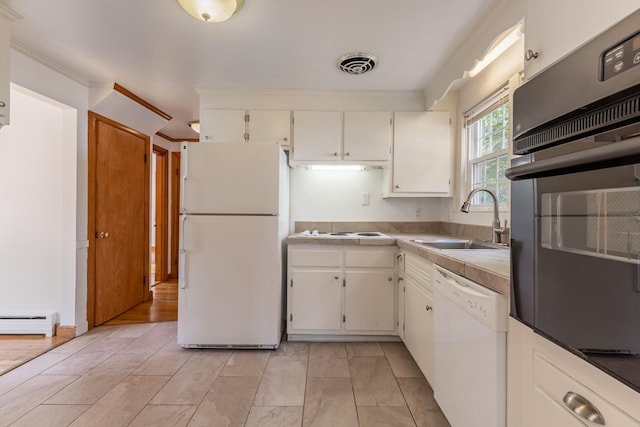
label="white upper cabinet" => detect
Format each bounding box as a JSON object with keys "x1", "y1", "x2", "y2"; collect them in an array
[
  {"x1": 291, "y1": 111, "x2": 342, "y2": 161},
  {"x1": 200, "y1": 109, "x2": 291, "y2": 145},
  {"x1": 0, "y1": 11, "x2": 11, "y2": 128},
  {"x1": 199, "y1": 109, "x2": 246, "y2": 143},
  {"x1": 247, "y1": 110, "x2": 290, "y2": 145},
  {"x1": 524, "y1": 0, "x2": 639, "y2": 79},
  {"x1": 384, "y1": 111, "x2": 451, "y2": 197},
  {"x1": 291, "y1": 110, "x2": 392, "y2": 164},
  {"x1": 343, "y1": 111, "x2": 392, "y2": 161}
]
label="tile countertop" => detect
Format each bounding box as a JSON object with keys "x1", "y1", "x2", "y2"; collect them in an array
[{"x1": 287, "y1": 232, "x2": 510, "y2": 295}]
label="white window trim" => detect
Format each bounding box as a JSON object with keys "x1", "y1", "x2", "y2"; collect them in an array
[{"x1": 458, "y1": 73, "x2": 523, "y2": 212}]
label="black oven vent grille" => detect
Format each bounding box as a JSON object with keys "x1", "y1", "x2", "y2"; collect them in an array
[{"x1": 513, "y1": 91, "x2": 640, "y2": 155}]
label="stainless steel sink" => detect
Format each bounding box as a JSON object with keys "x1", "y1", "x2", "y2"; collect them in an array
[{"x1": 411, "y1": 239, "x2": 508, "y2": 250}]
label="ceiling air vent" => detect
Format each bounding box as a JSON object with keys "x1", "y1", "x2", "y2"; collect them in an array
[{"x1": 338, "y1": 53, "x2": 378, "y2": 75}]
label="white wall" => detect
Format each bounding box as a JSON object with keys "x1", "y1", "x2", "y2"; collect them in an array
[
  {"x1": 0, "y1": 86, "x2": 77, "y2": 324},
  {"x1": 290, "y1": 168, "x2": 442, "y2": 227},
  {"x1": 6, "y1": 47, "x2": 89, "y2": 333}
]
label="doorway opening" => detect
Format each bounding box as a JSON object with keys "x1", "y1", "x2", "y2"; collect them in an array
[{"x1": 151, "y1": 145, "x2": 169, "y2": 285}]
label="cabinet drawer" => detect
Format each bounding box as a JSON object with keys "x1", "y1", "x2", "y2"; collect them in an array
[
  {"x1": 289, "y1": 249, "x2": 342, "y2": 267},
  {"x1": 533, "y1": 351, "x2": 640, "y2": 427},
  {"x1": 345, "y1": 249, "x2": 395, "y2": 268},
  {"x1": 404, "y1": 253, "x2": 433, "y2": 289}
]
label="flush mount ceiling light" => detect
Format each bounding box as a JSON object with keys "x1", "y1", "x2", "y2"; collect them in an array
[
  {"x1": 188, "y1": 121, "x2": 200, "y2": 133},
  {"x1": 177, "y1": 0, "x2": 243, "y2": 23},
  {"x1": 338, "y1": 53, "x2": 378, "y2": 75}
]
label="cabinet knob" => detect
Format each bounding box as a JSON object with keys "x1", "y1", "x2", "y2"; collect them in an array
[
  {"x1": 394, "y1": 185, "x2": 400, "y2": 189},
  {"x1": 388, "y1": 277, "x2": 393, "y2": 282},
  {"x1": 204, "y1": 135, "x2": 212, "y2": 140},
  {"x1": 345, "y1": 152, "x2": 350, "y2": 156},
  {"x1": 333, "y1": 152, "x2": 338, "y2": 156},
  {"x1": 334, "y1": 275, "x2": 339, "y2": 280},
  {"x1": 0, "y1": 101, "x2": 5, "y2": 108},
  {"x1": 425, "y1": 305, "x2": 432, "y2": 311},
  {"x1": 525, "y1": 49, "x2": 539, "y2": 61}
]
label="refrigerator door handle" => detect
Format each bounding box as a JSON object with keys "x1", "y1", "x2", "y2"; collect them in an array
[
  {"x1": 179, "y1": 215, "x2": 187, "y2": 289},
  {"x1": 180, "y1": 145, "x2": 187, "y2": 214}
]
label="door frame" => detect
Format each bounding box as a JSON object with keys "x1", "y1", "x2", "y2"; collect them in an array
[
  {"x1": 170, "y1": 151, "x2": 181, "y2": 279},
  {"x1": 87, "y1": 111, "x2": 150, "y2": 329},
  {"x1": 153, "y1": 144, "x2": 169, "y2": 283}
]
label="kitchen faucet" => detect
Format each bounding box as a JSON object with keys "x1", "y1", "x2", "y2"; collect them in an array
[{"x1": 460, "y1": 188, "x2": 508, "y2": 244}]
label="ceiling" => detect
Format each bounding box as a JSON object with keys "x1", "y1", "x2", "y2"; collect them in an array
[{"x1": 1, "y1": 0, "x2": 501, "y2": 139}]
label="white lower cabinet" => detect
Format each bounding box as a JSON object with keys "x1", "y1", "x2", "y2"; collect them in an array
[
  {"x1": 287, "y1": 245, "x2": 396, "y2": 338},
  {"x1": 399, "y1": 252, "x2": 435, "y2": 385},
  {"x1": 508, "y1": 318, "x2": 640, "y2": 427},
  {"x1": 289, "y1": 270, "x2": 342, "y2": 331},
  {"x1": 344, "y1": 271, "x2": 395, "y2": 332},
  {"x1": 404, "y1": 275, "x2": 434, "y2": 384}
]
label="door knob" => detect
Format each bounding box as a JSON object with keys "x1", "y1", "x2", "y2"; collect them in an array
[{"x1": 96, "y1": 231, "x2": 110, "y2": 239}]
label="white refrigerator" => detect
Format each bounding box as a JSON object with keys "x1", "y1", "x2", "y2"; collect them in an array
[{"x1": 177, "y1": 142, "x2": 289, "y2": 348}]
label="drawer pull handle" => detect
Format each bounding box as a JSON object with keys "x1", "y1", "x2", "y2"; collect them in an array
[{"x1": 562, "y1": 391, "x2": 605, "y2": 425}]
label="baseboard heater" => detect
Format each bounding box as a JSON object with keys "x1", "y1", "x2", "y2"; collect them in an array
[{"x1": 0, "y1": 313, "x2": 56, "y2": 337}]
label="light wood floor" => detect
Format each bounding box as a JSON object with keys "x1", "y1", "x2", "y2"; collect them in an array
[
  {"x1": 105, "y1": 279, "x2": 178, "y2": 325},
  {"x1": 0, "y1": 280, "x2": 178, "y2": 375}
]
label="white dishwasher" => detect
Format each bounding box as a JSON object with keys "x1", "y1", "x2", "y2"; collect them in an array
[{"x1": 433, "y1": 265, "x2": 508, "y2": 427}]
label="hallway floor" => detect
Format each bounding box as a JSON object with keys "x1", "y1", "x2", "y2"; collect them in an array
[
  {"x1": 0, "y1": 281, "x2": 178, "y2": 375},
  {"x1": 0, "y1": 321, "x2": 450, "y2": 427}
]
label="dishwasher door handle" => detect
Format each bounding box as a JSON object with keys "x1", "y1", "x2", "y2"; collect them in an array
[{"x1": 447, "y1": 276, "x2": 487, "y2": 298}]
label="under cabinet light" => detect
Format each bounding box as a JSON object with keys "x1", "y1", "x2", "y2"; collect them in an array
[
  {"x1": 307, "y1": 165, "x2": 365, "y2": 171},
  {"x1": 468, "y1": 22, "x2": 523, "y2": 77}
]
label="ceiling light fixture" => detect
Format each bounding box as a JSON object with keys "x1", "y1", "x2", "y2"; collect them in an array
[
  {"x1": 188, "y1": 121, "x2": 200, "y2": 133},
  {"x1": 177, "y1": 0, "x2": 244, "y2": 23}
]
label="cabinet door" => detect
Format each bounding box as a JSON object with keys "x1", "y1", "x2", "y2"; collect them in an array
[
  {"x1": 0, "y1": 13, "x2": 10, "y2": 127},
  {"x1": 248, "y1": 110, "x2": 290, "y2": 145},
  {"x1": 392, "y1": 111, "x2": 451, "y2": 194},
  {"x1": 199, "y1": 109, "x2": 246, "y2": 143},
  {"x1": 524, "y1": 0, "x2": 639, "y2": 79},
  {"x1": 404, "y1": 277, "x2": 434, "y2": 384},
  {"x1": 289, "y1": 270, "x2": 342, "y2": 331},
  {"x1": 344, "y1": 270, "x2": 395, "y2": 332},
  {"x1": 292, "y1": 111, "x2": 341, "y2": 161},
  {"x1": 343, "y1": 111, "x2": 391, "y2": 161}
]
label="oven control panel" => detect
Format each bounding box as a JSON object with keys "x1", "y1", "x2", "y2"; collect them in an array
[{"x1": 601, "y1": 31, "x2": 640, "y2": 81}]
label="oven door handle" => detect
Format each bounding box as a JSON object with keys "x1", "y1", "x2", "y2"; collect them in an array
[{"x1": 505, "y1": 137, "x2": 640, "y2": 181}]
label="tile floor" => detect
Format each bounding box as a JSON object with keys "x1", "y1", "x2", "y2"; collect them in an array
[{"x1": 0, "y1": 322, "x2": 451, "y2": 427}]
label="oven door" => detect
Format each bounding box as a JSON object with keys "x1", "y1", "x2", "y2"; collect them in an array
[{"x1": 534, "y1": 162, "x2": 640, "y2": 356}]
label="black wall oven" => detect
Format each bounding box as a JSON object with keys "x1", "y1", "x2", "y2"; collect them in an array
[{"x1": 507, "y1": 9, "x2": 640, "y2": 392}]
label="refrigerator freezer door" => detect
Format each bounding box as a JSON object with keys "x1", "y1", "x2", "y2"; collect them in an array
[
  {"x1": 181, "y1": 142, "x2": 283, "y2": 215},
  {"x1": 178, "y1": 215, "x2": 283, "y2": 347}
]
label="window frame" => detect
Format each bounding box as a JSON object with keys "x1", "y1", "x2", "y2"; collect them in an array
[{"x1": 463, "y1": 85, "x2": 511, "y2": 210}]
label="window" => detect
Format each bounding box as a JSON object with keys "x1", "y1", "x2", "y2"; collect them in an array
[{"x1": 465, "y1": 87, "x2": 510, "y2": 207}]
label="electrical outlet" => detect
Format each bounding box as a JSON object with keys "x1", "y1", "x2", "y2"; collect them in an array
[{"x1": 361, "y1": 192, "x2": 370, "y2": 206}]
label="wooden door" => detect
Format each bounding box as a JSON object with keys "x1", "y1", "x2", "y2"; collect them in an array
[
  {"x1": 170, "y1": 151, "x2": 181, "y2": 279},
  {"x1": 153, "y1": 145, "x2": 168, "y2": 283},
  {"x1": 88, "y1": 112, "x2": 150, "y2": 327}
]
